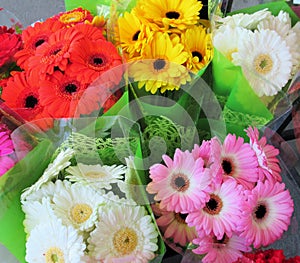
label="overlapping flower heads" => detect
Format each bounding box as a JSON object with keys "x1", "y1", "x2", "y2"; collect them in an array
[
  {"x1": 117, "y1": 0, "x2": 215, "y2": 94},
  {"x1": 0, "y1": 8, "x2": 124, "y2": 129},
  {"x1": 213, "y1": 7, "x2": 300, "y2": 97},
  {"x1": 21, "y1": 132, "x2": 162, "y2": 263},
  {"x1": 147, "y1": 126, "x2": 294, "y2": 263}
]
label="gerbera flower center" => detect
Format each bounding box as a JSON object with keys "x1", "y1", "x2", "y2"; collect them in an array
[
  {"x1": 203, "y1": 194, "x2": 223, "y2": 215},
  {"x1": 254, "y1": 202, "x2": 267, "y2": 220},
  {"x1": 25, "y1": 95, "x2": 38, "y2": 108},
  {"x1": 174, "y1": 213, "x2": 188, "y2": 224},
  {"x1": 192, "y1": 51, "x2": 203, "y2": 62},
  {"x1": 222, "y1": 158, "x2": 234, "y2": 176},
  {"x1": 34, "y1": 38, "x2": 46, "y2": 48},
  {"x1": 70, "y1": 203, "x2": 93, "y2": 224},
  {"x1": 64, "y1": 83, "x2": 78, "y2": 94},
  {"x1": 213, "y1": 234, "x2": 229, "y2": 246},
  {"x1": 85, "y1": 171, "x2": 107, "y2": 179},
  {"x1": 44, "y1": 247, "x2": 65, "y2": 263},
  {"x1": 132, "y1": 30, "x2": 141, "y2": 41},
  {"x1": 165, "y1": 11, "x2": 180, "y2": 19},
  {"x1": 171, "y1": 173, "x2": 190, "y2": 192},
  {"x1": 88, "y1": 54, "x2": 107, "y2": 70},
  {"x1": 153, "y1": 59, "x2": 166, "y2": 71},
  {"x1": 254, "y1": 54, "x2": 273, "y2": 74},
  {"x1": 113, "y1": 227, "x2": 138, "y2": 255},
  {"x1": 59, "y1": 11, "x2": 85, "y2": 24}
]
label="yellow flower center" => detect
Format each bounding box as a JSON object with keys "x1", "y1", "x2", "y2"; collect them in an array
[
  {"x1": 70, "y1": 204, "x2": 93, "y2": 224},
  {"x1": 59, "y1": 11, "x2": 85, "y2": 24},
  {"x1": 45, "y1": 247, "x2": 65, "y2": 263},
  {"x1": 254, "y1": 54, "x2": 273, "y2": 74},
  {"x1": 113, "y1": 227, "x2": 138, "y2": 255},
  {"x1": 85, "y1": 171, "x2": 107, "y2": 179}
]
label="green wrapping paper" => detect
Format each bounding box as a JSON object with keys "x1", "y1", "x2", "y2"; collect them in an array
[
  {"x1": 0, "y1": 139, "x2": 55, "y2": 263},
  {"x1": 211, "y1": 1, "x2": 299, "y2": 137}
]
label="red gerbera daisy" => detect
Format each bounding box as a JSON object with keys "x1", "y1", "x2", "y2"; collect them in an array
[
  {"x1": 69, "y1": 38, "x2": 123, "y2": 85},
  {"x1": 0, "y1": 28, "x2": 22, "y2": 67},
  {"x1": 27, "y1": 26, "x2": 84, "y2": 81},
  {"x1": 14, "y1": 19, "x2": 64, "y2": 70},
  {"x1": 1, "y1": 71, "x2": 51, "y2": 129},
  {"x1": 39, "y1": 71, "x2": 100, "y2": 118},
  {"x1": 73, "y1": 23, "x2": 105, "y2": 41},
  {"x1": 52, "y1": 8, "x2": 94, "y2": 27}
]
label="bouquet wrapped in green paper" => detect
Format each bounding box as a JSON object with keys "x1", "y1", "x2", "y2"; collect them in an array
[
  {"x1": 1, "y1": 116, "x2": 165, "y2": 263},
  {"x1": 211, "y1": 1, "x2": 300, "y2": 137}
]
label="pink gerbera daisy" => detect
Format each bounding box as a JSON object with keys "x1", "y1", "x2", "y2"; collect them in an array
[
  {"x1": 246, "y1": 126, "x2": 281, "y2": 182},
  {"x1": 220, "y1": 134, "x2": 259, "y2": 189},
  {"x1": 186, "y1": 179, "x2": 245, "y2": 239},
  {"x1": 0, "y1": 124, "x2": 14, "y2": 156},
  {"x1": 192, "y1": 137, "x2": 223, "y2": 186},
  {"x1": 152, "y1": 203, "x2": 197, "y2": 247},
  {"x1": 192, "y1": 233, "x2": 251, "y2": 263},
  {"x1": 240, "y1": 180, "x2": 294, "y2": 248},
  {"x1": 146, "y1": 148, "x2": 211, "y2": 213},
  {"x1": 0, "y1": 155, "x2": 15, "y2": 176}
]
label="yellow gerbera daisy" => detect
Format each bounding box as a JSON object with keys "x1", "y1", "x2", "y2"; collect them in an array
[
  {"x1": 182, "y1": 25, "x2": 213, "y2": 73},
  {"x1": 133, "y1": 0, "x2": 202, "y2": 31},
  {"x1": 117, "y1": 12, "x2": 151, "y2": 59},
  {"x1": 129, "y1": 32, "x2": 190, "y2": 94}
]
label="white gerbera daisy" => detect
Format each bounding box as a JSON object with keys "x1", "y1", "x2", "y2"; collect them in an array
[
  {"x1": 66, "y1": 163, "x2": 126, "y2": 190},
  {"x1": 232, "y1": 29, "x2": 293, "y2": 97},
  {"x1": 213, "y1": 25, "x2": 250, "y2": 62},
  {"x1": 21, "y1": 180, "x2": 71, "y2": 204},
  {"x1": 25, "y1": 220, "x2": 85, "y2": 263},
  {"x1": 22, "y1": 197, "x2": 57, "y2": 235},
  {"x1": 287, "y1": 22, "x2": 300, "y2": 74},
  {"x1": 52, "y1": 182, "x2": 105, "y2": 231},
  {"x1": 22, "y1": 149, "x2": 74, "y2": 200},
  {"x1": 213, "y1": 8, "x2": 271, "y2": 30},
  {"x1": 257, "y1": 11, "x2": 292, "y2": 38},
  {"x1": 88, "y1": 205, "x2": 158, "y2": 263}
]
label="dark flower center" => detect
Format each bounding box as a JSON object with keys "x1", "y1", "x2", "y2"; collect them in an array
[
  {"x1": 192, "y1": 51, "x2": 203, "y2": 62},
  {"x1": 213, "y1": 234, "x2": 229, "y2": 245},
  {"x1": 25, "y1": 95, "x2": 38, "y2": 108},
  {"x1": 166, "y1": 11, "x2": 180, "y2": 19},
  {"x1": 204, "y1": 194, "x2": 223, "y2": 215},
  {"x1": 34, "y1": 39, "x2": 46, "y2": 48},
  {"x1": 89, "y1": 54, "x2": 106, "y2": 69},
  {"x1": 93, "y1": 57, "x2": 103, "y2": 65},
  {"x1": 171, "y1": 173, "x2": 190, "y2": 192},
  {"x1": 153, "y1": 59, "x2": 166, "y2": 71},
  {"x1": 174, "y1": 213, "x2": 188, "y2": 224},
  {"x1": 255, "y1": 203, "x2": 267, "y2": 220},
  {"x1": 222, "y1": 159, "x2": 233, "y2": 175},
  {"x1": 64, "y1": 83, "x2": 78, "y2": 94},
  {"x1": 132, "y1": 30, "x2": 140, "y2": 41}
]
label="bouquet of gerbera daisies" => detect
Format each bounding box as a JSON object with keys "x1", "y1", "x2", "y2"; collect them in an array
[
  {"x1": 0, "y1": 6, "x2": 126, "y2": 130},
  {"x1": 211, "y1": 1, "x2": 300, "y2": 137},
  {"x1": 0, "y1": 115, "x2": 165, "y2": 263},
  {"x1": 146, "y1": 126, "x2": 299, "y2": 263}
]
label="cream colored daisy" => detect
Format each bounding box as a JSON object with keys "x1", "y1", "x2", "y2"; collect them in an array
[
  {"x1": 88, "y1": 205, "x2": 158, "y2": 262},
  {"x1": 129, "y1": 32, "x2": 190, "y2": 94},
  {"x1": 133, "y1": 0, "x2": 202, "y2": 31},
  {"x1": 22, "y1": 197, "x2": 57, "y2": 235},
  {"x1": 52, "y1": 182, "x2": 105, "y2": 231},
  {"x1": 22, "y1": 148, "x2": 74, "y2": 200},
  {"x1": 25, "y1": 220, "x2": 85, "y2": 263},
  {"x1": 213, "y1": 25, "x2": 250, "y2": 62},
  {"x1": 213, "y1": 8, "x2": 271, "y2": 30},
  {"x1": 21, "y1": 180, "x2": 71, "y2": 204},
  {"x1": 65, "y1": 163, "x2": 126, "y2": 190},
  {"x1": 232, "y1": 29, "x2": 292, "y2": 97}
]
